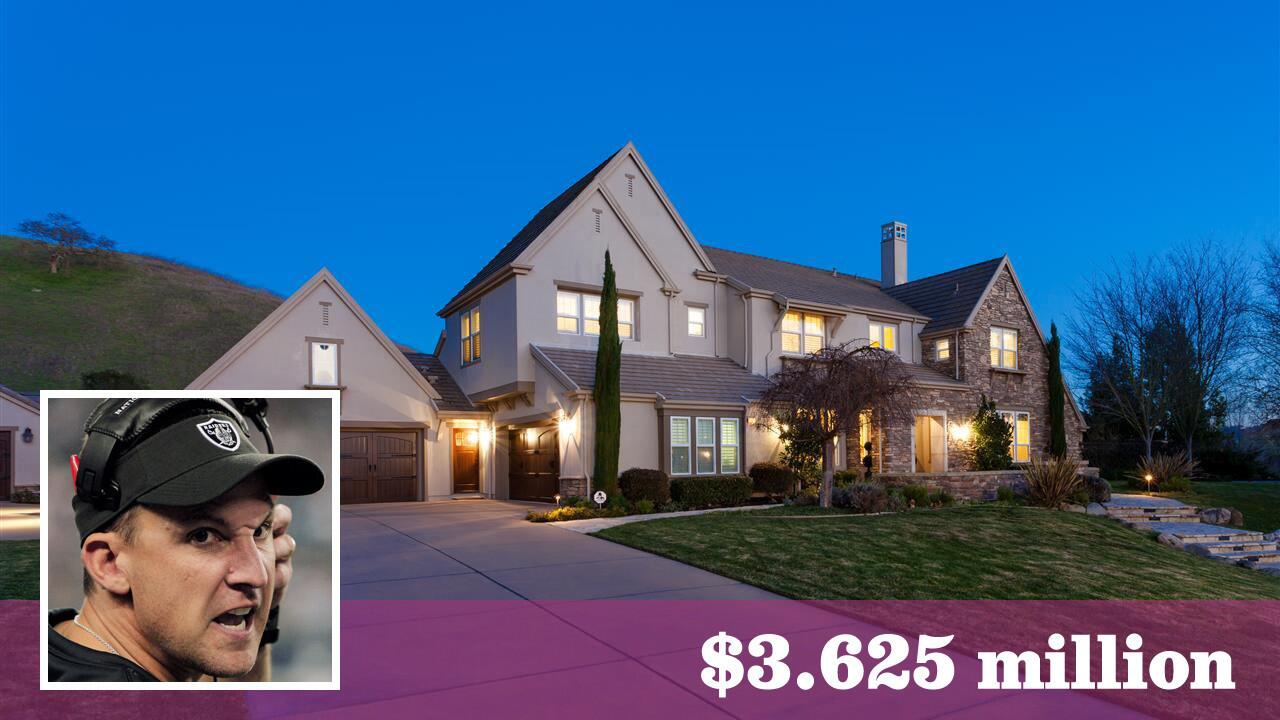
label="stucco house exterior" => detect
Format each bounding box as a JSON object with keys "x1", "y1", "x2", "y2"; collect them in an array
[
  {"x1": 192, "y1": 142, "x2": 1084, "y2": 504},
  {"x1": 0, "y1": 383, "x2": 40, "y2": 499}
]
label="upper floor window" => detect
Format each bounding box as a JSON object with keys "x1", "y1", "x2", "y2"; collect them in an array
[
  {"x1": 782, "y1": 311, "x2": 824, "y2": 354},
  {"x1": 935, "y1": 337, "x2": 951, "y2": 360},
  {"x1": 869, "y1": 321, "x2": 897, "y2": 352},
  {"x1": 309, "y1": 339, "x2": 340, "y2": 387},
  {"x1": 687, "y1": 306, "x2": 706, "y2": 337},
  {"x1": 557, "y1": 290, "x2": 634, "y2": 339},
  {"x1": 999, "y1": 410, "x2": 1031, "y2": 463},
  {"x1": 461, "y1": 307, "x2": 481, "y2": 365},
  {"x1": 990, "y1": 327, "x2": 1018, "y2": 369}
]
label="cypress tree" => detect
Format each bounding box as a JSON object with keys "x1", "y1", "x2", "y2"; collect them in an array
[
  {"x1": 592, "y1": 250, "x2": 622, "y2": 495},
  {"x1": 1047, "y1": 322, "x2": 1068, "y2": 457}
]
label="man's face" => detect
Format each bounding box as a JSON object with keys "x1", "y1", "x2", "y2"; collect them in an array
[{"x1": 117, "y1": 477, "x2": 276, "y2": 679}]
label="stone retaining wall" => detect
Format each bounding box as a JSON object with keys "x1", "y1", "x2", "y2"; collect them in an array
[{"x1": 875, "y1": 465, "x2": 1100, "y2": 501}]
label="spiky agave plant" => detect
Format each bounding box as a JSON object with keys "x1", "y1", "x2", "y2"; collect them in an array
[{"x1": 1131, "y1": 452, "x2": 1197, "y2": 492}]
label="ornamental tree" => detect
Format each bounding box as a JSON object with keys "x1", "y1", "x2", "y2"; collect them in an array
[
  {"x1": 1047, "y1": 322, "x2": 1068, "y2": 457},
  {"x1": 591, "y1": 250, "x2": 622, "y2": 495},
  {"x1": 16, "y1": 212, "x2": 115, "y2": 274},
  {"x1": 755, "y1": 342, "x2": 918, "y2": 507}
]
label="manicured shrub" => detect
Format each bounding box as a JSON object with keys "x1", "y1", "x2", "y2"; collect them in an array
[
  {"x1": 786, "y1": 492, "x2": 819, "y2": 507},
  {"x1": 886, "y1": 487, "x2": 908, "y2": 513},
  {"x1": 1084, "y1": 476, "x2": 1112, "y2": 503},
  {"x1": 995, "y1": 485, "x2": 1018, "y2": 503},
  {"x1": 833, "y1": 470, "x2": 863, "y2": 488},
  {"x1": 619, "y1": 467, "x2": 671, "y2": 505},
  {"x1": 633, "y1": 499, "x2": 655, "y2": 514},
  {"x1": 1025, "y1": 454, "x2": 1084, "y2": 508},
  {"x1": 670, "y1": 475, "x2": 753, "y2": 509},
  {"x1": 749, "y1": 463, "x2": 800, "y2": 498},
  {"x1": 927, "y1": 490, "x2": 955, "y2": 508},
  {"x1": 848, "y1": 483, "x2": 888, "y2": 514},
  {"x1": 1132, "y1": 452, "x2": 1197, "y2": 492},
  {"x1": 900, "y1": 484, "x2": 930, "y2": 509},
  {"x1": 972, "y1": 395, "x2": 1013, "y2": 470},
  {"x1": 830, "y1": 486, "x2": 852, "y2": 508}
]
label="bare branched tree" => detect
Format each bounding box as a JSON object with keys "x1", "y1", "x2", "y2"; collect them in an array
[
  {"x1": 1158, "y1": 240, "x2": 1253, "y2": 462},
  {"x1": 1254, "y1": 239, "x2": 1280, "y2": 420},
  {"x1": 1067, "y1": 255, "x2": 1171, "y2": 461},
  {"x1": 15, "y1": 212, "x2": 115, "y2": 273},
  {"x1": 755, "y1": 343, "x2": 919, "y2": 507}
]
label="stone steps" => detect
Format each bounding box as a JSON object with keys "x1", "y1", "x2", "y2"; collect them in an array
[
  {"x1": 1107, "y1": 506, "x2": 1201, "y2": 522},
  {"x1": 1188, "y1": 539, "x2": 1279, "y2": 555}
]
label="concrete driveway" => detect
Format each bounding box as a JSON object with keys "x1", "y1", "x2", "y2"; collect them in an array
[{"x1": 339, "y1": 499, "x2": 780, "y2": 600}]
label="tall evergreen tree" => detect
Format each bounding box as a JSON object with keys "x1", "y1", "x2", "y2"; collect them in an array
[
  {"x1": 592, "y1": 250, "x2": 622, "y2": 495},
  {"x1": 1047, "y1": 322, "x2": 1068, "y2": 457}
]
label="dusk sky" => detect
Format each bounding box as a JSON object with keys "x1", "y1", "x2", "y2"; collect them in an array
[{"x1": 4, "y1": 2, "x2": 1277, "y2": 355}]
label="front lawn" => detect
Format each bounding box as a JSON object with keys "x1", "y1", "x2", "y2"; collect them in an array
[
  {"x1": 594, "y1": 504, "x2": 1280, "y2": 599},
  {"x1": 0, "y1": 540, "x2": 39, "y2": 599}
]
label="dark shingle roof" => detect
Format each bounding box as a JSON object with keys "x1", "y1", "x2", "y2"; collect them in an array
[
  {"x1": 0, "y1": 383, "x2": 39, "y2": 411},
  {"x1": 402, "y1": 353, "x2": 476, "y2": 412},
  {"x1": 900, "y1": 363, "x2": 970, "y2": 390},
  {"x1": 883, "y1": 257, "x2": 1005, "y2": 335},
  {"x1": 703, "y1": 246, "x2": 924, "y2": 317},
  {"x1": 533, "y1": 346, "x2": 773, "y2": 404},
  {"x1": 439, "y1": 147, "x2": 624, "y2": 314}
]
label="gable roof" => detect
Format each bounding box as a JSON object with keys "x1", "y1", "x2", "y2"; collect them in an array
[
  {"x1": 883, "y1": 256, "x2": 1005, "y2": 335},
  {"x1": 439, "y1": 147, "x2": 623, "y2": 314},
  {"x1": 403, "y1": 353, "x2": 476, "y2": 412},
  {"x1": 702, "y1": 246, "x2": 926, "y2": 318},
  {"x1": 188, "y1": 268, "x2": 443, "y2": 405},
  {"x1": 532, "y1": 345, "x2": 773, "y2": 404},
  {"x1": 0, "y1": 383, "x2": 38, "y2": 412}
]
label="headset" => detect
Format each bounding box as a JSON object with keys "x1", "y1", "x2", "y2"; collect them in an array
[{"x1": 73, "y1": 398, "x2": 275, "y2": 510}]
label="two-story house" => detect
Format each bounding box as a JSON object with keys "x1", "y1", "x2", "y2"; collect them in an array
[{"x1": 192, "y1": 142, "x2": 1083, "y2": 504}]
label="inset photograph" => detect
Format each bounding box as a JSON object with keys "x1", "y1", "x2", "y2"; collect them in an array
[{"x1": 42, "y1": 393, "x2": 338, "y2": 688}]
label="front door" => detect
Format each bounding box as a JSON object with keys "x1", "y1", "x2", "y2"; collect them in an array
[
  {"x1": 913, "y1": 416, "x2": 946, "y2": 473},
  {"x1": 452, "y1": 428, "x2": 480, "y2": 494},
  {"x1": 509, "y1": 426, "x2": 559, "y2": 502},
  {"x1": 0, "y1": 430, "x2": 11, "y2": 501},
  {"x1": 340, "y1": 430, "x2": 419, "y2": 503}
]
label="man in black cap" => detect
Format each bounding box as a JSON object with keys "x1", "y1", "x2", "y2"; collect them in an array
[{"x1": 48, "y1": 398, "x2": 326, "y2": 682}]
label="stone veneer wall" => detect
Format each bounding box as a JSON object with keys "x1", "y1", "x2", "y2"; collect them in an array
[
  {"x1": 559, "y1": 477, "x2": 587, "y2": 498},
  {"x1": 877, "y1": 470, "x2": 1026, "y2": 501},
  {"x1": 849, "y1": 266, "x2": 1086, "y2": 474}
]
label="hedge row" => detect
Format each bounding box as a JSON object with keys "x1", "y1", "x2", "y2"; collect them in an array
[
  {"x1": 670, "y1": 475, "x2": 753, "y2": 509},
  {"x1": 619, "y1": 467, "x2": 671, "y2": 504}
]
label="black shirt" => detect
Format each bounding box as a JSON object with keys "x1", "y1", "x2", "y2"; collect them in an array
[{"x1": 48, "y1": 608, "x2": 160, "y2": 682}]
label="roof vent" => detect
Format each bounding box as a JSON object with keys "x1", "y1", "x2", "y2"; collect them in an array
[
  {"x1": 593, "y1": 208, "x2": 602, "y2": 233},
  {"x1": 320, "y1": 301, "x2": 331, "y2": 326},
  {"x1": 427, "y1": 374, "x2": 439, "y2": 384},
  {"x1": 625, "y1": 174, "x2": 635, "y2": 197}
]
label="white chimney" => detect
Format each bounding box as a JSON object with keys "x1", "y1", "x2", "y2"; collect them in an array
[{"x1": 880, "y1": 220, "x2": 907, "y2": 288}]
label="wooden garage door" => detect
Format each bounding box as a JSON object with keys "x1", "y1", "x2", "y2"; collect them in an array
[
  {"x1": 340, "y1": 430, "x2": 418, "y2": 504},
  {"x1": 509, "y1": 426, "x2": 558, "y2": 502}
]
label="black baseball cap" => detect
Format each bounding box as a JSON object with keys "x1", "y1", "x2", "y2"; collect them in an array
[{"x1": 73, "y1": 400, "x2": 325, "y2": 543}]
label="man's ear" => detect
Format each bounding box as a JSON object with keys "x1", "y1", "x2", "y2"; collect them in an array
[{"x1": 82, "y1": 534, "x2": 131, "y2": 596}]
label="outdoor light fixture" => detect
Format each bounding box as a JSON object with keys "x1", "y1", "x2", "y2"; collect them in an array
[
  {"x1": 950, "y1": 422, "x2": 971, "y2": 443},
  {"x1": 22, "y1": 427, "x2": 33, "y2": 443},
  {"x1": 558, "y1": 413, "x2": 574, "y2": 439},
  {"x1": 554, "y1": 493, "x2": 562, "y2": 506}
]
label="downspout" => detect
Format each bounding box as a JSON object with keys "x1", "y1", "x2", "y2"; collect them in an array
[
  {"x1": 666, "y1": 291, "x2": 673, "y2": 355},
  {"x1": 712, "y1": 280, "x2": 720, "y2": 358},
  {"x1": 741, "y1": 293, "x2": 750, "y2": 369},
  {"x1": 765, "y1": 297, "x2": 790, "y2": 376}
]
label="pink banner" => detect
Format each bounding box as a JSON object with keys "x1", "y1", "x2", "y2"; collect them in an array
[{"x1": 6, "y1": 599, "x2": 1277, "y2": 719}]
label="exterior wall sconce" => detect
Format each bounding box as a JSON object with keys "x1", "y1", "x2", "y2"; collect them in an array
[
  {"x1": 22, "y1": 427, "x2": 33, "y2": 443},
  {"x1": 950, "y1": 422, "x2": 972, "y2": 443},
  {"x1": 557, "y1": 414, "x2": 574, "y2": 439}
]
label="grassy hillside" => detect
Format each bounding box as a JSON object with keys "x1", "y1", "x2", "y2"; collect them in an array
[{"x1": 0, "y1": 235, "x2": 282, "y2": 390}]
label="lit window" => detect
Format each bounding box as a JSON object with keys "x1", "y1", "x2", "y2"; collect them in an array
[
  {"x1": 782, "y1": 311, "x2": 825, "y2": 354},
  {"x1": 670, "y1": 417, "x2": 691, "y2": 475},
  {"x1": 695, "y1": 417, "x2": 716, "y2": 474},
  {"x1": 461, "y1": 307, "x2": 481, "y2": 365},
  {"x1": 557, "y1": 290, "x2": 633, "y2": 339},
  {"x1": 869, "y1": 322, "x2": 897, "y2": 352},
  {"x1": 557, "y1": 291, "x2": 580, "y2": 334},
  {"x1": 990, "y1": 327, "x2": 1018, "y2": 369},
  {"x1": 309, "y1": 341, "x2": 339, "y2": 386},
  {"x1": 936, "y1": 338, "x2": 951, "y2": 360},
  {"x1": 999, "y1": 411, "x2": 1031, "y2": 463},
  {"x1": 688, "y1": 306, "x2": 706, "y2": 337},
  {"x1": 720, "y1": 418, "x2": 740, "y2": 473}
]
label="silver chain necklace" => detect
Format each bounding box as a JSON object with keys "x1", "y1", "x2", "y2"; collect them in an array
[{"x1": 72, "y1": 614, "x2": 120, "y2": 656}]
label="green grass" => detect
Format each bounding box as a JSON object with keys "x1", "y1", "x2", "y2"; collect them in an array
[
  {"x1": 0, "y1": 541, "x2": 39, "y2": 599},
  {"x1": 0, "y1": 235, "x2": 282, "y2": 390},
  {"x1": 594, "y1": 504, "x2": 1280, "y2": 599},
  {"x1": 1111, "y1": 480, "x2": 1280, "y2": 533}
]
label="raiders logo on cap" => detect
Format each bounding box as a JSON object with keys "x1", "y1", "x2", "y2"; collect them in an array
[{"x1": 196, "y1": 417, "x2": 241, "y2": 451}]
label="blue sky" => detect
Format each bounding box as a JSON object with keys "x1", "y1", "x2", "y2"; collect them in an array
[{"x1": 3, "y1": 2, "x2": 1277, "y2": 354}]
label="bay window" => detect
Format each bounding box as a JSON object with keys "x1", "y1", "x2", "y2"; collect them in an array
[
  {"x1": 719, "y1": 418, "x2": 740, "y2": 474},
  {"x1": 670, "y1": 417, "x2": 691, "y2": 475},
  {"x1": 695, "y1": 417, "x2": 716, "y2": 474}
]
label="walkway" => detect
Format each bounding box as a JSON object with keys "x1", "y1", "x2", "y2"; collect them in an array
[
  {"x1": 1104, "y1": 494, "x2": 1280, "y2": 575},
  {"x1": 340, "y1": 499, "x2": 781, "y2": 599}
]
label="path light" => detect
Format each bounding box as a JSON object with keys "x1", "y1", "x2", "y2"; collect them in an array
[
  {"x1": 554, "y1": 494, "x2": 562, "y2": 506},
  {"x1": 1145, "y1": 474, "x2": 1154, "y2": 491}
]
